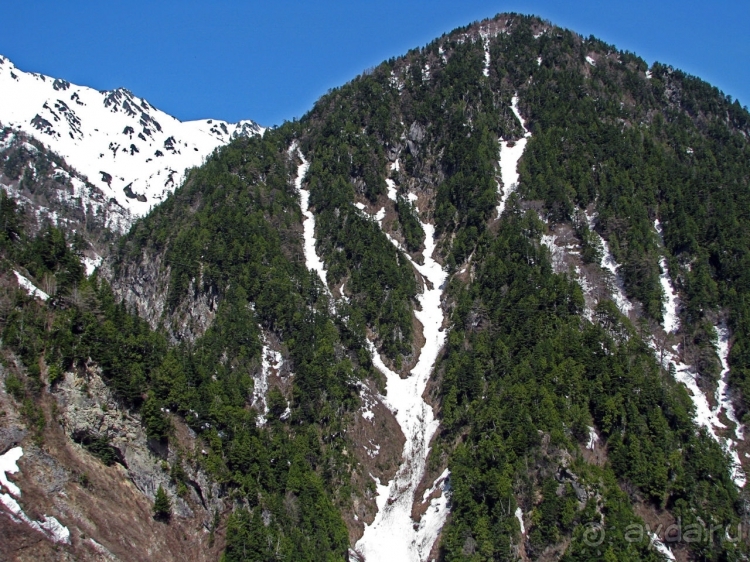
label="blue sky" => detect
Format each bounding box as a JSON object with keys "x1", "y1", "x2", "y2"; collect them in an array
[{"x1": 3, "y1": 1, "x2": 748, "y2": 126}]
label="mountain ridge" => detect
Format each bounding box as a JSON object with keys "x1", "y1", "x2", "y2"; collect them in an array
[
  {"x1": 2, "y1": 12, "x2": 750, "y2": 562},
  {"x1": 0, "y1": 54, "x2": 264, "y2": 229}
]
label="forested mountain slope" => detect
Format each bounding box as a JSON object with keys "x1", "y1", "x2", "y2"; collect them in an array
[{"x1": 3, "y1": 12, "x2": 750, "y2": 562}]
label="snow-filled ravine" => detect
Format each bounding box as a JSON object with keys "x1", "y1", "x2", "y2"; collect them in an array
[
  {"x1": 650, "y1": 226, "x2": 746, "y2": 487},
  {"x1": 586, "y1": 211, "x2": 632, "y2": 316},
  {"x1": 355, "y1": 221, "x2": 449, "y2": 561},
  {"x1": 291, "y1": 145, "x2": 328, "y2": 290},
  {"x1": 497, "y1": 95, "x2": 532, "y2": 217},
  {"x1": 576, "y1": 217, "x2": 746, "y2": 487},
  {"x1": 291, "y1": 144, "x2": 452, "y2": 559}
]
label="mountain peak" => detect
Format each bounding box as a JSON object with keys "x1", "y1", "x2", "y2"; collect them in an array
[{"x1": 0, "y1": 54, "x2": 264, "y2": 229}]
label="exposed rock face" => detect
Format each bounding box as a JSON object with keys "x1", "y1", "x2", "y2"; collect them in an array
[
  {"x1": 0, "y1": 361, "x2": 227, "y2": 561},
  {"x1": 103, "y1": 251, "x2": 170, "y2": 332},
  {"x1": 105, "y1": 252, "x2": 218, "y2": 343}
]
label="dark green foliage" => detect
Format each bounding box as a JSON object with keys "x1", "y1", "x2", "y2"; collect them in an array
[
  {"x1": 141, "y1": 393, "x2": 171, "y2": 442},
  {"x1": 75, "y1": 433, "x2": 121, "y2": 466},
  {"x1": 395, "y1": 195, "x2": 424, "y2": 252},
  {"x1": 114, "y1": 128, "x2": 361, "y2": 559},
  {"x1": 153, "y1": 485, "x2": 172, "y2": 521},
  {"x1": 302, "y1": 86, "x2": 419, "y2": 361},
  {"x1": 5, "y1": 13, "x2": 750, "y2": 562},
  {"x1": 436, "y1": 207, "x2": 743, "y2": 559}
]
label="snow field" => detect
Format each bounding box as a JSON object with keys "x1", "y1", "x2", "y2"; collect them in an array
[
  {"x1": 13, "y1": 270, "x2": 49, "y2": 301},
  {"x1": 0, "y1": 55, "x2": 262, "y2": 227}
]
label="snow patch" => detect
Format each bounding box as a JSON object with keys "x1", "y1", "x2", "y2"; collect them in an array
[
  {"x1": 654, "y1": 220, "x2": 679, "y2": 333},
  {"x1": 585, "y1": 56, "x2": 596, "y2": 66},
  {"x1": 654, "y1": 341, "x2": 746, "y2": 487},
  {"x1": 13, "y1": 270, "x2": 49, "y2": 301},
  {"x1": 716, "y1": 325, "x2": 744, "y2": 441},
  {"x1": 0, "y1": 447, "x2": 23, "y2": 496},
  {"x1": 586, "y1": 213, "x2": 632, "y2": 316},
  {"x1": 0, "y1": 447, "x2": 70, "y2": 544},
  {"x1": 587, "y1": 426, "x2": 599, "y2": 450},
  {"x1": 385, "y1": 178, "x2": 398, "y2": 201},
  {"x1": 83, "y1": 255, "x2": 102, "y2": 276},
  {"x1": 497, "y1": 95, "x2": 532, "y2": 217},
  {"x1": 480, "y1": 33, "x2": 491, "y2": 77},
  {"x1": 253, "y1": 333, "x2": 282, "y2": 426},
  {"x1": 650, "y1": 533, "x2": 676, "y2": 560},
  {"x1": 652, "y1": 220, "x2": 745, "y2": 485},
  {"x1": 39, "y1": 515, "x2": 71, "y2": 544}
]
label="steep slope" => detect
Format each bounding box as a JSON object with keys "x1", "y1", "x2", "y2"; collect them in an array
[
  {"x1": 5, "y1": 11, "x2": 750, "y2": 562},
  {"x1": 0, "y1": 127, "x2": 123, "y2": 263},
  {"x1": 0, "y1": 55, "x2": 263, "y2": 228}
]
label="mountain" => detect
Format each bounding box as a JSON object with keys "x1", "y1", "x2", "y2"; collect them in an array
[
  {"x1": 3, "y1": 12, "x2": 750, "y2": 562},
  {"x1": 0, "y1": 55, "x2": 263, "y2": 229}
]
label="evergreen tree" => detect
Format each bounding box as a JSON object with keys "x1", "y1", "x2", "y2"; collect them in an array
[{"x1": 153, "y1": 485, "x2": 171, "y2": 521}]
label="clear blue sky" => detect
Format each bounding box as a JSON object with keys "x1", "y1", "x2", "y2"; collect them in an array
[{"x1": 3, "y1": 1, "x2": 748, "y2": 127}]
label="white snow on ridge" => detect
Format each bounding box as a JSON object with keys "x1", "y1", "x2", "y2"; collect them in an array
[
  {"x1": 13, "y1": 270, "x2": 49, "y2": 301},
  {"x1": 0, "y1": 55, "x2": 263, "y2": 227},
  {"x1": 356, "y1": 212, "x2": 450, "y2": 560},
  {"x1": 497, "y1": 96, "x2": 532, "y2": 218}
]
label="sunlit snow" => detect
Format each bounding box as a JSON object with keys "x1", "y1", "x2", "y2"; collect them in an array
[
  {"x1": 13, "y1": 270, "x2": 49, "y2": 301},
  {"x1": 0, "y1": 447, "x2": 71, "y2": 544},
  {"x1": 356, "y1": 215, "x2": 450, "y2": 561},
  {"x1": 497, "y1": 95, "x2": 531, "y2": 217},
  {"x1": 253, "y1": 333, "x2": 282, "y2": 426},
  {"x1": 650, "y1": 220, "x2": 747, "y2": 487},
  {"x1": 585, "y1": 212, "x2": 632, "y2": 316},
  {"x1": 0, "y1": 447, "x2": 23, "y2": 497},
  {"x1": 650, "y1": 533, "x2": 676, "y2": 560},
  {"x1": 0, "y1": 55, "x2": 263, "y2": 227},
  {"x1": 654, "y1": 220, "x2": 679, "y2": 333},
  {"x1": 291, "y1": 145, "x2": 329, "y2": 290}
]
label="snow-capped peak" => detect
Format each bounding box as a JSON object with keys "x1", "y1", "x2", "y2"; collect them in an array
[{"x1": 0, "y1": 55, "x2": 263, "y2": 227}]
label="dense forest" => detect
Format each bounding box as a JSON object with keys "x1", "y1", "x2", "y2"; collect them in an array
[{"x1": 3, "y1": 12, "x2": 750, "y2": 562}]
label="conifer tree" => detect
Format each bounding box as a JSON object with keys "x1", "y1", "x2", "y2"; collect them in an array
[{"x1": 153, "y1": 485, "x2": 171, "y2": 521}]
